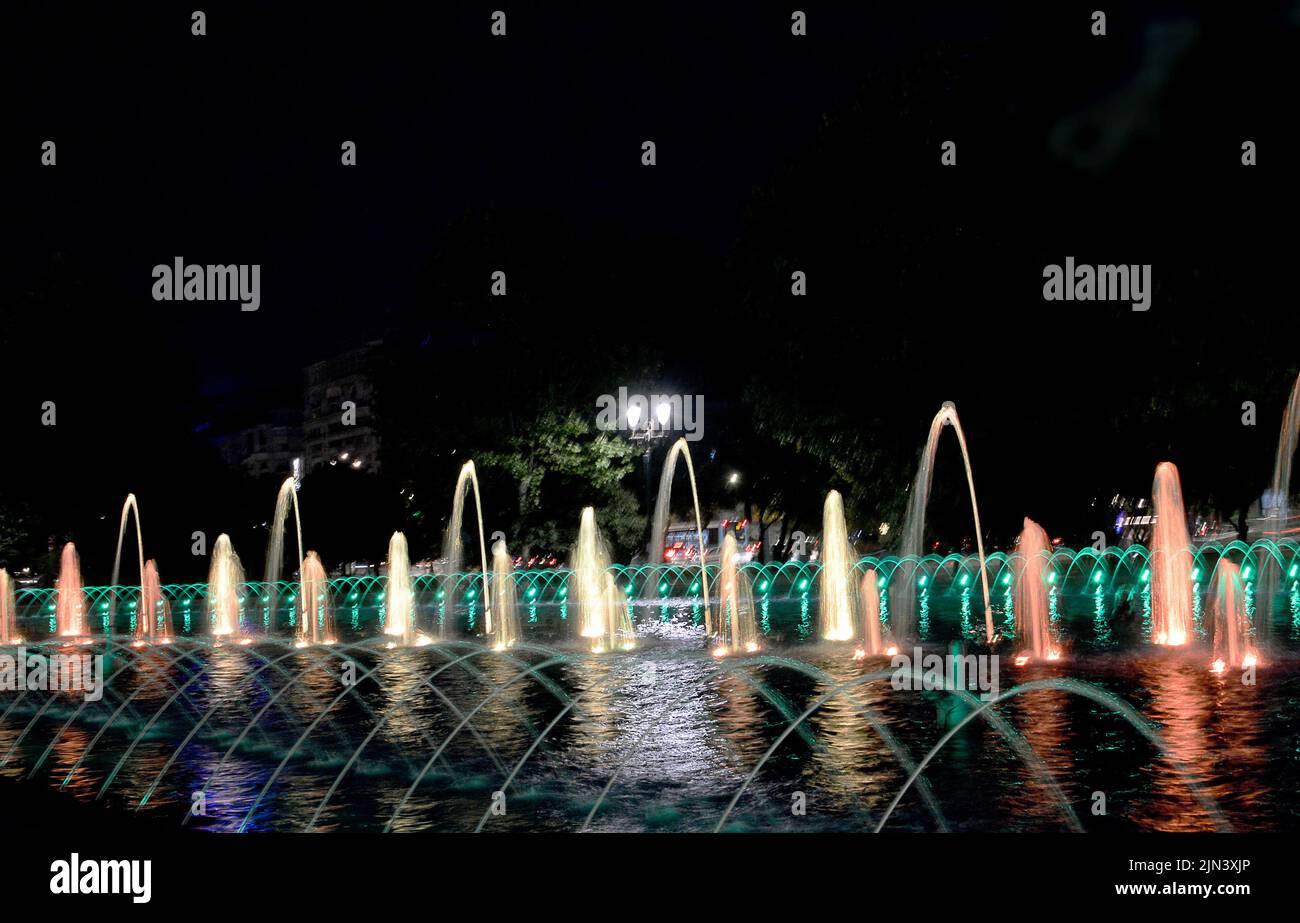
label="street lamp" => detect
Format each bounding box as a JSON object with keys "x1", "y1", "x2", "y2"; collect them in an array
[{"x1": 627, "y1": 399, "x2": 671, "y2": 547}]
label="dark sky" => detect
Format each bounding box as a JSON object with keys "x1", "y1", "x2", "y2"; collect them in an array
[{"x1": 9, "y1": 3, "x2": 922, "y2": 391}]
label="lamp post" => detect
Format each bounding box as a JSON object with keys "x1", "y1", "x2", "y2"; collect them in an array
[{"x1": 628, "y1": 403, "x2": 672, "y2": 550}]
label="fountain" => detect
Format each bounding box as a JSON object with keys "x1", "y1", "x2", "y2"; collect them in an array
[
  {"x1": 1267, "y1": 370, "x2": 1300, "y2": 525},
  {"x1": 109, "y1": 493, "x2": 146, "y2": 629},
  {"x1": 1258, "y1": 371, "x2": 1300, "y2": 633},
  {"x1": 296, "y1": 552, "x2": 334, "y2": 646},
  {"x1": 383, "y1": 531, "x2": 427, "y2": 646},
  {"x1": 1150, "y1": 461, "x2": 1193, "y2": 646},
  {"x1": 819, "y1": 490, "x2": 857, "y2": 641},
  {"x1": 443, "y1": 460, "x2": 491, "y2": 637},
  {"x1": 134, "y1": 559, "x2": 173, "y2": 645},
  {"x1": 647, "y1": 437, "x2": 710, "y2": 615},
  {"x1": 1209, "y1": 560, "x2": 1255, "y2": 671},
  {"x1": 895, "y1": 402, "x2": 994, "y2": 643},
  {"x1": 1014, "y1": 517, "x2": 1057, "y2": 661},
  {"x1": 854, "y1": 568, "x2": 888, "y2": 658},
  {"x1": 208, "y1": 534, "x2": 245, "y2": 637},
  {"x1": 712, "y1": 532, "x2": 758, "y2": 655},
  {"x1": 571, "y1": 507, "x2": 634, "y2": 652},
  {"x1": 488, "y1": 539, "x2": 521, "y2": 650},
  {"x1": 265, "y1": 476, "x2": 304, "y2": 599},
  {"x1": 55, "y1": 542, "x2": 86, "y2": 638},
  {"x1": 0, "y1": 568, "x2": 19, "y2": 645}
]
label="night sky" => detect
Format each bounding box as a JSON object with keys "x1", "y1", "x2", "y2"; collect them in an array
[{"x1": 4, "y1": 2, "x2": 1298, "y2": 577}]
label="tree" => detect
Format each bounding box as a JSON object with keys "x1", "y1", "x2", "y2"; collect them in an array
[{"x1": 481, "y1": 411, "x2": 640, "y2": 558}]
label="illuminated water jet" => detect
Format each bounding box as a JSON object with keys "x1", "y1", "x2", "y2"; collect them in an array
[
  {"x1": 1267, "y1": 370, "x2": 1300, "y2": 525},
  {"x1": 0, "y1": 569, "x2": 19, "y2": 645},
  {"x1": 135, "y1": 559, "x2": 172, "y2": 644},
  {"x1": 818, "y1": 490, "x2": 857, "y2": 641},
  {"x1": 1150, "y1": 461, "x2": 1193, "y2": 646},
  {"x1": 1014, "y1": 517, "x2": 1057, "y2": 660},
  {"x1": 443, "y1": 460, "x2": 491, "y2": 638},
  {"x1": 1209, "y1": 560, "x2": 1254, "y2": 669},
  {"x1": 383, "y1": 531, "x2": 421, "y2": 645},
  {"x1": 208, "y1": 534, "x2": 244, "y2": 637},
  {"x1": 713, "y1": 533, "x2": 758, "y2": 654},
  {"x1": 648, "y1": 438, "x2": 710, "y2": 616},
  {"x1": 488, "y1": 539, "x2": 521, "y2": 650},
  {"x1": 571, "y1": 507, "x2": 634, "y2": 651},
  {"x1": 895, "y1": 402, "x2": 994, "y2": 643},
  {"x1": 55, "y1": 542, "x2": 86, "y2": 638},
  {"x1": 1258, "y1": 371, "x2": 1300, "y2": 633},
  {"x1": 265, "y1": 476, "x2": 304, "y2": 609},
  {"x1": 296, "y1": 552, "x2": 334, "y2": 646},
  {"x1": 855, "y1": 567, "x2": 885, "y2": 657},
  {"x1": 109, "y1": 493, "x2": 146, "y2": 630}
]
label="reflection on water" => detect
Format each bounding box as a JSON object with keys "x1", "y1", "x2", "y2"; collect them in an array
[{"x1": 1, "y1": 587, "x2": 1298, "y2": 832}]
